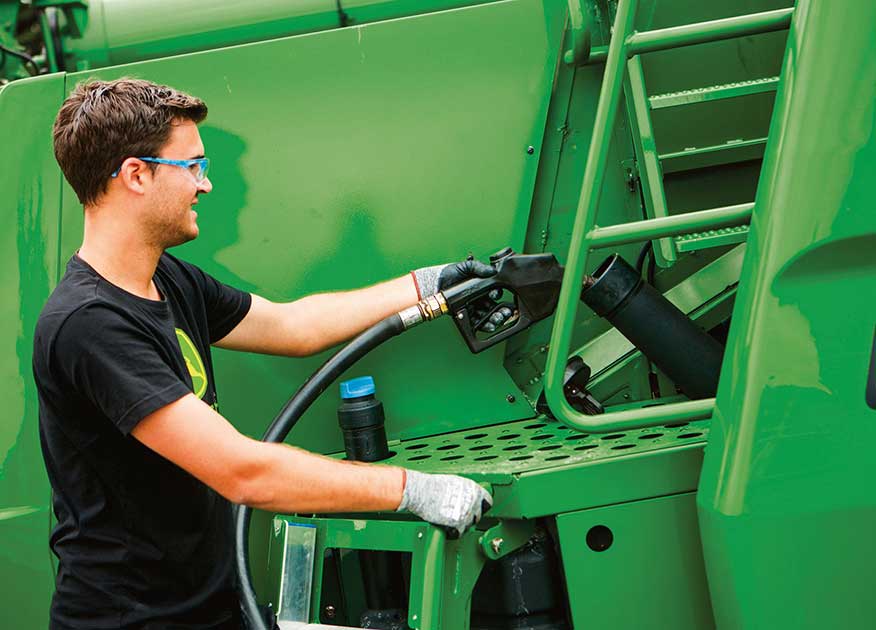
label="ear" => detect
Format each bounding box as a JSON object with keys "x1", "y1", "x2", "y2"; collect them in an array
[{"x1": 115, "y1": 158, "x2": 154, "y2": 195}]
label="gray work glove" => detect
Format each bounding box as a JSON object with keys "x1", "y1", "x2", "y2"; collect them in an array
[
  {"x1": 411, "y1": 258, "x2": 496, "y2": 299},
  {"x1": 398, "y1": 469, "x2": 493, "y2": 538}
]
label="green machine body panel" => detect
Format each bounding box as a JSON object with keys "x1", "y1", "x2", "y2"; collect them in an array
[
  {"x1": 3, "y1": 0, "x2": 874, "y2": 627},
  {"x1": 0, "y1": 73, "x2": 65, "y2": 629},
  {"x1": 697, "y1": 0, "x2": 876, "y2": 626},
  {"x1": 556, "y1": 493, "x2": 714, "y2": 629}
]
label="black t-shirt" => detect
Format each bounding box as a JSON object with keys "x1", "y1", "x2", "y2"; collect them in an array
[{"x1": 33, "y1": 253, "x2": 252, "y2": 629}]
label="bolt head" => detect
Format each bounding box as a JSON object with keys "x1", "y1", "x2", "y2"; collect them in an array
[
  {"x1": 456, "y1": 311, "x2": 465, "y2": 320},
  {"x1": 506, "y1": 394, "x2": 516, "y2": 404},
  {"x1": 526, "y1": 145, "x2": 535, "y2": 154},
  {"x1": 490, "y1": 537, "x2": 504, "y2": 554},
  {"x1": 324, "y1": 605, "x2": 336, "y2": 618}
]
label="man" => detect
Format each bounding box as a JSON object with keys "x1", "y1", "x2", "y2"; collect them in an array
[{"x1": 34, "y1": 78, "x2": 494, "y2": 629}]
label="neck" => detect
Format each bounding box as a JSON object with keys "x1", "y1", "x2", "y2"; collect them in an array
[{"x1": 78, "y1": 205, "x2": 164, "y2": 300}]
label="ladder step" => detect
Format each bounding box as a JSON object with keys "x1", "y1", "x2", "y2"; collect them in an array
[
  {"x1": 649, "y1": 76, "x2": 780, "y2": 110},
  {"x1": 588, "y1": 202, "x2": 753, "y2": 248},
  {"x1": 675, "y1": 225, "x2": 750, "y2": 252},
  {"x1": 659, "y1": 137, "x2": 767, "y2": 173}
]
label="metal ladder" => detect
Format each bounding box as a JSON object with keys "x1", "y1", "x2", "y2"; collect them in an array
[
  {"x1": 626, "y1": 67, "x2": 781, "y2": 266},
  {"x1": 591, "y1": 4, "x2": 791, "y2": 267},
  {"x1": 543, "y1": 1, "x2": 794, "y2": 432}
]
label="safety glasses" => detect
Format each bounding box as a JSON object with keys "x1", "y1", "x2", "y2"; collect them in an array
[{"x1": 111, "y1": 157, "x2": 210, "y2": 183}]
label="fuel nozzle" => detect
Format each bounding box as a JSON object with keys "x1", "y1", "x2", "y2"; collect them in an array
[{"x1": 441, "y1": 249, "x2": 564, "y2": 353}]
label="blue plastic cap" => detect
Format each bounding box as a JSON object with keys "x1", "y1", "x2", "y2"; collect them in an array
[{"x1": 340, "y1": 376, "x2": 375, "y2": 399}]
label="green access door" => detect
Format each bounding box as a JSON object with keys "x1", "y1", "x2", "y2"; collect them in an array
[{"x1": 556, "y1": 493, "x2": 714, "y2": 629}]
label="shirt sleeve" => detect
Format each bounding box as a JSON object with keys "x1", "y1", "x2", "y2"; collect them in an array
[
  {"x1": 53, "y1": 303, "x2": 192, "y2": 435},
  {"x1": 177, "y1": 259, "x2": 252, "y2": 343}
]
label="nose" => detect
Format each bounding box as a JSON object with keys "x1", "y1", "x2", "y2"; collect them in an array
[{"x1": 197, "y1": 176, "x2": 213, "y2": 194}]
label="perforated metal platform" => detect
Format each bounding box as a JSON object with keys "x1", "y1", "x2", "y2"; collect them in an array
[
  {"x1": 384, "y1": 417, "x2": 709, "y2": 476},
  {"x1": 329, "y1": 414, "x2": 710, "y2": 518}
]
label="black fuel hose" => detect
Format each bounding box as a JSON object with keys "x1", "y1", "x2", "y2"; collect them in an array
[{"x1": 235, "y1": 314, "x2": 406, "y2": 630}]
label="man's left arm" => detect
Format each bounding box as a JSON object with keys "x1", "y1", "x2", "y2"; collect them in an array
[
  {"x1": 214, "y1": 258, "x2": 498, "y2": 356},
  {"x1": 214, "y1": 274, "x2": 418, "y2": 356}
]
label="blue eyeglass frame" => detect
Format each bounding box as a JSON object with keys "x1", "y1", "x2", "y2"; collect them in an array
[{"x1": 111, "y1": 157, "x2": 210, "y2": 182}]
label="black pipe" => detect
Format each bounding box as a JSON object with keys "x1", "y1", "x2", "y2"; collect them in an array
[
  {"x1": 236, "y1": 315, "x2": 406, "y2": 630},
  {"x1": 337, "y1": 379, "x2": 408, "y2": 617},
  {"x1": 581, "y1": 254, "x2": 724, "y2": 399},
  {"x1": 46, "y1": 9, "x2": 67, "y2": 72}
]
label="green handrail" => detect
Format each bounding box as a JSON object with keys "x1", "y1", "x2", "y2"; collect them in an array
[
  {"x1": 564, "y1": 0, "x2": 592, "y2": 66},
  {"x1": 585, "y1": 7, "x2": 794, "y2": 65},
  {"x1": 626, "y1": 8, "x2": 794, "y2": 55},
  {"x1": 543, "y1": 0, "x2": 640, "y2": 433},
  {"x1": 543, "y1": 0, "x2": 791, "y2": 433}
]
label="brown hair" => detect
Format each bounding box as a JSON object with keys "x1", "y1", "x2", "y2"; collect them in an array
[{"x1": 52, "y1": 78, "x2": 208, "y2": 206}]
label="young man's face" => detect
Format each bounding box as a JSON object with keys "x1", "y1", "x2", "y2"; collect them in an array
[{"x1": 146, "y1": 119, "x2": 212, "y2": 248}]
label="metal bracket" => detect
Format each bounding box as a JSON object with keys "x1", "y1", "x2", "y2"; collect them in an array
[
  {"x1": 621, "y1": 158, "x2": 639, "y2": 193},
  {"x1": 478, "y1": 519, "x2": 536, "y2": 561}
]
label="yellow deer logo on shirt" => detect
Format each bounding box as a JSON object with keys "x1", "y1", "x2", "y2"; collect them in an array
[{"x1": 174, "y1": 328, "x2": 208, "y2": 399}]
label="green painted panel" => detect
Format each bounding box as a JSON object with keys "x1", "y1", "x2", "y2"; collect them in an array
[
  {"x1": 698, "y1": 0, "x2": 876, "y2": 627},
  {"x1": 58, "y1": 0, "x2": 567, "y2": 453},
  {"x1": 0, "y1": 73, "x2": 65, "y2": 630},
  {"x1": 556, "y1": 493, "x2": 715, "y2": 630}
]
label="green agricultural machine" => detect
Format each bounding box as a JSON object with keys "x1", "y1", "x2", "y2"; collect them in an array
[{"x1": 2, "y1": 0, "x2": 875, "y2": 628}]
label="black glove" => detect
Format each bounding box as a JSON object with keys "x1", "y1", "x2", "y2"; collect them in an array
[
  {"x1": 411, "y1": 257, "x2": 496, "y2": 298},
  {"x1": 436, "y1": 259, "x2": 497, "y2": 291}
]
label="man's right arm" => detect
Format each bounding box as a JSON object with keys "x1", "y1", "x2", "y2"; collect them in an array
[
  {"x1": 132, "y1": 393, "x2": 406, "y2": 513},
  {"x1": 132, "y1": 394, "x2": 492, "y2": 534}
]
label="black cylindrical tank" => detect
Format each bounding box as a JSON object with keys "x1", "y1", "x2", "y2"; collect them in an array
[
  {"x1": 581, "y1": 254, "x2": 724, "y2": 399},
  {"x1": 337, "y1": 376, "x2": 390, "y2": 462}
]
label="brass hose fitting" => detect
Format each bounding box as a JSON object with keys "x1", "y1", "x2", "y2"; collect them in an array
[{"x1": 398, "y1": 292, "x2": 449, "y2": 330}]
